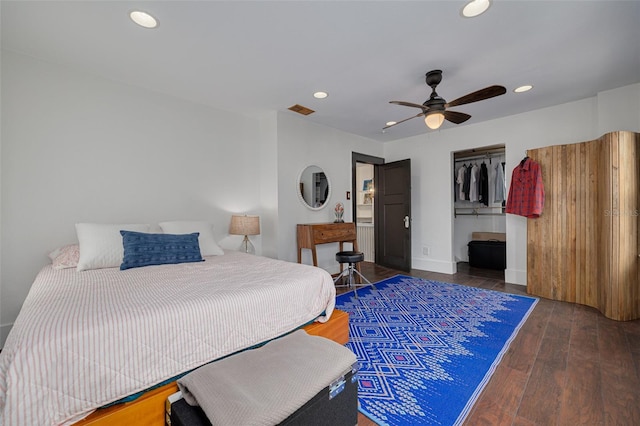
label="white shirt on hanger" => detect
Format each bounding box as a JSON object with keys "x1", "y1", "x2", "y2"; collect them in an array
[
  {"x1": 495, "y1": 163, "x2": 506, "y2": 202},
  {"x1": 469, "y1": 164, "x2": 479, "y2": 202},
  {"x1": 457, "y1": 165, "x2": 466, "y2": 201}
]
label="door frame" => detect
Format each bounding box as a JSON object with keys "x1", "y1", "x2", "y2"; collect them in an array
[{"x1": 351, "y1": 152, "x2": 385, "y2": 263}]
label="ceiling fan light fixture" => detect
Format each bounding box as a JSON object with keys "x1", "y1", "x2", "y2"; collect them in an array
[
  {"x1": 461, "y1": 0, "x2": 491, "y2": 18},
  {"x1": 425, "y1": 112, "x2": 445, "y2": 130},
  {"x1": 130, "y1": 10, "x2": 158, "y2": 28}
]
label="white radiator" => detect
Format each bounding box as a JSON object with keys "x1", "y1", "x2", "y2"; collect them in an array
[{"x1": 357, "y1": 224, "x2": 375, "y2": 262}]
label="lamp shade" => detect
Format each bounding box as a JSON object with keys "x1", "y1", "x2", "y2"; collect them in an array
[
  {"x1": 229, "y1": 215, "x2": 260, "y2": 236},
  {"x1": 425, "y1": 112, "x2": 445, "y2": 130}
]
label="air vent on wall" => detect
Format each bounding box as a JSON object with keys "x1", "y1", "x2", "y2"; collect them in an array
[{"x1": 288, "y1": 104, "x2": 315, "y2": 115}]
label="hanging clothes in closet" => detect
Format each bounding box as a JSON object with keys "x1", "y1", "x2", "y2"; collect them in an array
[
  {"x1": 478, "y1": 161, "x2": 489, "y2": 206},
  {"x1": 463, "y1": 164, "x2": 472, "y2": 200},
  {"x1": 505, "y1": 156, "x2": 545, "y2": 218},
  {"x1": 454, "y1": 151, "x2": 506, "y2": 205},
  {"x1": 456, "y1": 164, "x2": 467, "y2": 201},
  {"x1": 469, "y1": 163, "x2": 479, "y2": 201},
  {"x1": 494, "y1": 162, "x2": 506, "y2": 202}
]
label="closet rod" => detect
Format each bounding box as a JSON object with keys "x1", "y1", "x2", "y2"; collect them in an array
[
  {"x1": 454, "y1": 152, "x2": 504, "y2": 163},
  {"x1": 454, "y1": 212, "x2": 505, "y2": 218}
]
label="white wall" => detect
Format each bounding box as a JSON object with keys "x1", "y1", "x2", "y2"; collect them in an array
[
  {"x1": 0, "y1": 40, "x2": 3, "y2": 349},
  {"x1": 275, "y1": 113, "x2": 384, "y2": 272},
  {"x1": 597, "y1": 84, "x2": 640, "y2": 134},
  {"x1": 0, "y1": 51, "x2": 264, "y2": 344},
  {"x1": 0, "y1": 51, "x2": 386, "y2": 346},
  {"x1": 258, "y1": 111, "x2": 279, "y2": 259},
  {"x1": 384, "y1": 83, "x2": 640, "y2": 284}
]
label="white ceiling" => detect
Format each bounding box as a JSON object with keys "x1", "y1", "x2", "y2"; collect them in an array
[{"x1": 2, "y1": 1, "x2": 639, "y2": 142}]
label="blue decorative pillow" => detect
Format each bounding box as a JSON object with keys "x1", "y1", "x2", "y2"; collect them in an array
[{"x1": 120, "y1": 231, "x2": 204, "y2": 270}]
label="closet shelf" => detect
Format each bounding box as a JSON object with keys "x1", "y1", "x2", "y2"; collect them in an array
[{"x1": 454, "y1": 207, "x2": 505, "y2": 218}]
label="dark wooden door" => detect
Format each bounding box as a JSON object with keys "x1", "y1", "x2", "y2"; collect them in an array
[{"x1": 375, "y1": 159, "x2": 411, "y2": 271}]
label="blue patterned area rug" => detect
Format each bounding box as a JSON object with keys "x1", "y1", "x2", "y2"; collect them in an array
[{"x1": 335, "y1": 275, "x2": 537, "y2": 426}]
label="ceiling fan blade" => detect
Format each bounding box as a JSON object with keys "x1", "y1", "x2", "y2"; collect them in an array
[
  {"x1": 444, "y1": 110, "x2": 471, "y2": 124},
  {"x1": 383, "y1": 112, "x2": 425, "y2": 129},
  {"x1": 390, "y1": 100, "x2": 428, "y2": 110},
  {"x1": 445, "y1": 85, "x2": 507, "y2": 108}
]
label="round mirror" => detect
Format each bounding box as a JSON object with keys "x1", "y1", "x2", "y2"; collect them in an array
[{"x1": 296, "y1": 165, "x2": 331, "y2": 210}]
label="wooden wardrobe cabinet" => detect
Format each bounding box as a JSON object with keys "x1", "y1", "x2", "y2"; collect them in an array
[{"x1": 527, "y1": 131, "x2": 639, "y2": 321}]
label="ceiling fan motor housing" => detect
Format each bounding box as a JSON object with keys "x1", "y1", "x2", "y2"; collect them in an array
[
  {"x1": 425, "y1": 70, "x2": 443, "y2": 88},
  {"x1": 424, "y1": 70, "x2": 446, "y2": 111},
  {"x1": 423, "y1": 96, "x2": 446, "y2": 112}
]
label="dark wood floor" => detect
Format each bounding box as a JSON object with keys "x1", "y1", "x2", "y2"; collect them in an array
[{"x1": 339, "y1": 262, "x2": 640, "y2": 426}]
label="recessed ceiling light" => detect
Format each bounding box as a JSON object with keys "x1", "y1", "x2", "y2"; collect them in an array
[
  {"x1": 313, "y1": 91, "x2": 328, "y2": 99},
  {"x1": 386, "y1": 121, "x2": 397, "y2": 127},
  {"x1": 130, "y1": 11, "x2": 158, "y2": 29},
  {"x1": 461, "y1": 0, "x2": 491, "y2": 18},
  {"x1": 514, "y1": 85, "x2": 533, "y2": 93}
]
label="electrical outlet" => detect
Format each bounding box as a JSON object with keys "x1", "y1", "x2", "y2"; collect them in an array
[{"x1": 422, "y1": 246, "x2": 430, "y2": 256}]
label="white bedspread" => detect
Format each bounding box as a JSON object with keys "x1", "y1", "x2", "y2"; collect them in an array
[{"x1": 0, "y1": 251, "x2": 335, "y2": 426}]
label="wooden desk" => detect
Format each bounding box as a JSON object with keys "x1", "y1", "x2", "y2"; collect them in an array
[{"x1": 297, "y1": 222, "x2": 359, "y2": 267}]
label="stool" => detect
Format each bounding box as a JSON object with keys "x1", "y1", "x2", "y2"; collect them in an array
[{"x1": 333, "y1": 251, "x2": 374, "y2": 297}]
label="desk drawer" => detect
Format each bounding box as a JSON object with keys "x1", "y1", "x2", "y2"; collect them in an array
[{"x1": 313, "y1": 224, "x2": 356, "y2": 244}]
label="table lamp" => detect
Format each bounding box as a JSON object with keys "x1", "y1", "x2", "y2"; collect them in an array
[{"x1": 229, "y1": 215, "x2": 260, "y2": 254}]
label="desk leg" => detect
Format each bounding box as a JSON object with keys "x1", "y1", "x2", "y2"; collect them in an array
[{"x1": 299, "y1": 247, "x2": 319, "y2": 267}]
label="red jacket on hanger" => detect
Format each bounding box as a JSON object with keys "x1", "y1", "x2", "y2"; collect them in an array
[{"x1": 505, "y1": 157, "x2": 545, "y2": 218}]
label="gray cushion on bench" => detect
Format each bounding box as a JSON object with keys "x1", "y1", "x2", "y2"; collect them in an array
[{"x1": 177, "y1": 329, "x2": 357, "y2": 426}]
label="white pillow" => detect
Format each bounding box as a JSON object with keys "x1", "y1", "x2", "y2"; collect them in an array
[
  {"x1": 76, "y1": 223, "x2": 151, "y2": 271},
  {"x1": 159, "y1": 221, "x2": 224, "y2": 256}
]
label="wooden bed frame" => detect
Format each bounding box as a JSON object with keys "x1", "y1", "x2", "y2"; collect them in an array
[{"x1": 75, "y1": 309, "x2": 349, "y2": 425}]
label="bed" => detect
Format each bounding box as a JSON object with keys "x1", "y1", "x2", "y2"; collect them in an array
[{"x1": 0, "y1": 250, "x2": 341, "y2": 426}]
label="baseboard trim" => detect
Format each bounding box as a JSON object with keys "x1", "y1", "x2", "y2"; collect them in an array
[
  {"x1": 412, "y1": 258, "x2": 457, "y2": 275},
  {"x1": 505, "y1": 268, "x2": 527, "y2": 286}
]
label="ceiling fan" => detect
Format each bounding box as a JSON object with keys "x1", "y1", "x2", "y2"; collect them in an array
[{"x1": 385, "y1": 70, "x2": 507, "y2": 130}]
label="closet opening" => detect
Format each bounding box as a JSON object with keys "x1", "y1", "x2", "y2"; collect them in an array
[{"x1": 452, "y1": 144, "x2": 506, "y2": 278}]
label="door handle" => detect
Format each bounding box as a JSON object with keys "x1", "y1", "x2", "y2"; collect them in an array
[{"x1": 404, "y1": 215, "x2": 410, "y2": 229}]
